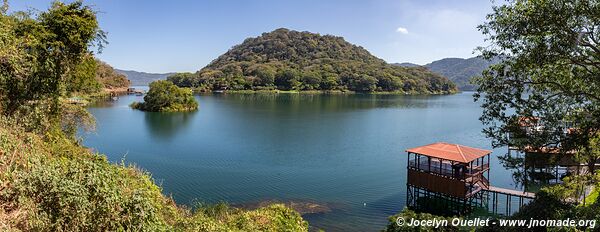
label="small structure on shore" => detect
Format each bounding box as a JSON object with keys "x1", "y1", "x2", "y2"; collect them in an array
[
  {"x1": 507, "y1": 116, "x2": 589, "y2": 185},
  {"x1": 405, "y1": 142, "x2": 534, "y2": 216}
]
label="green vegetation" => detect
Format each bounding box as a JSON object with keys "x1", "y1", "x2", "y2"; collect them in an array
[
  {"x1": 474, "y1": 0, "x2": 600, "y2": 170},
  {"x1": 131, "y1": 80, "x2": 198, "y2": 112},
  {"x1": 477, "y1": 174, "x2": 600, "y2": 232},
  {"x1": 168, "y1": 28, "x2": 457, "y2": 94},
  {"x1": 477, "y1": 0, "x2": 600, "y2": 225},
  {"x1": 66, "y1": 57, "x2": 130, "y2": 95},
  {"x1": 95, "y1": 60, "x2": 130, "y2": 90},
  {"x1": 0, "y1": 1, "x2": 306, "y2": 231}
]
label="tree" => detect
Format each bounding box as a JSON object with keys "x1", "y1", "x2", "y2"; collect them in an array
[
  {"x1": 65, "y1": 55, "x2": 101, "y2": 94},
  {"x1": 475, "y1": 0, "x2": 600, "y2": 172},
  {"x1": 320, "y1": 72, "x2": 339, "y2": 90},
  {"x1": 131, "y1": 80, "x2": 198, "y2": 112},
  {"x1": 342, "y1": 73, "x2": 377, "y2": 92},
  {"x1": 299, "y1": 70, "x2": 321, "y2": 90},
  {"x1": 0, "y1": 1, "x2": 105, "y2": 134},
  {"x1": 275, "y1": 69, "x2": 300, "y2": 90},
  {"x1": 248, "y1": 64, "x2": 275, "y2": 86},
  {"x1": 1, "y1": 0, "x2": 8, "y2": 15}
]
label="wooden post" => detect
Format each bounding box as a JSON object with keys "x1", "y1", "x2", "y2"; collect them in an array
[
  {"x1": 428, "y1": 156, "x2": 431, "y2": 173},
  {"x1": 507, "y1": 195, "x2": 511, "y2": 215}
]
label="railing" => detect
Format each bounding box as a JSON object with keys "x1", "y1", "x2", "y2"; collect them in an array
[
  {"x1": 466, "y1": 164, "x2": 489, "y2": 177},
  {"x1": 408, "y1": 159, "x2": 455, "y2": 177},
  {"x1": 409, "y1": 159, "x2": 489, "y2": 180}
]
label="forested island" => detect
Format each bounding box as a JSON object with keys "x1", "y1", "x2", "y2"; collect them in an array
[
  {"x1": 131, "y1": 80, "x2": 198, "y2": 112},
  {"x1": 168, "y1": 28, "x2": 457, "y2": 94}
]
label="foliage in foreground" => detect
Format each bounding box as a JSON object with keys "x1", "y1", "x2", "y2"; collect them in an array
[
  {"x1": 168, "y1": 28, "x2": 457, "y2": 94},
  {"x1": 0, "y1": 118, "x2": 308, "y2": 231},
  {"x1": 131, "y1": 80, "x2": 198, "y2": 112}
]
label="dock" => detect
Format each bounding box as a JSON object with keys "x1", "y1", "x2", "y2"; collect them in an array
[
  {"x1": 404, "y1": 142, "x2": 536, "y2": 216},
  {"x1": 484, "y1": 185, "x2": 535, "y2": 215},
  {"x1": 486, "y1": 186, "x2": 535, "y2": 198}
]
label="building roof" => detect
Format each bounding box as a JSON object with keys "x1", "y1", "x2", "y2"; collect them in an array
[{"x1": 406, "y1": 142, "x2": 491, "y2": 163}]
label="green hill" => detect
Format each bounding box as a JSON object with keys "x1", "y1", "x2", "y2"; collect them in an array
[
  {"x1": 169, "y1": 28, "x2": 457, "y2": 94},
  {"x1": 424, "y1": 56, "x2": 499, "y2": 91},
  {"x1": 394, "y1": 57, "x2": 500, "y2": 91}
]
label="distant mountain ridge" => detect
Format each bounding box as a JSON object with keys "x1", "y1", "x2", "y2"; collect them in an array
[
  {"x1": 394, "y1": 62, "x2": 421, "y2": 67},
  {"x1": 394, "y1": 56, "x2": 500, "y2": 91},
  {"x1": 424, "y1": 56, "x2": 500, "y2": 91},
  {"x1": 115, "y1": 69, "x2": 175, "y2": 86}
]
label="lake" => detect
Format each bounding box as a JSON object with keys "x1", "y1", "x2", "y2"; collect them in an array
[{"x1": 82, "y1": 92, "x2": 520, "y2": 231}]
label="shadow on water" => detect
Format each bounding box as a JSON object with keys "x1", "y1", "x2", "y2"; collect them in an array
[{"x1": 144, "y1": 111, "x2": 197, "y2": 139}]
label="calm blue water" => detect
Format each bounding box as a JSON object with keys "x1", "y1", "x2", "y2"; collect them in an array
[{"x1": 81, "y1": 92, "x2": 520, "y2": 231}]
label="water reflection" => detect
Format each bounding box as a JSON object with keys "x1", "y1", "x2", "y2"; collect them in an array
[
  {"x1": 212, "y1": 93, "x2": 449, "y2": 114},
  {"x1": 144, "y1": 111, "x2": 196, "y2": 139},
  {"x1": 87, "y1": 98, "x2": 119, "y2": 108}
]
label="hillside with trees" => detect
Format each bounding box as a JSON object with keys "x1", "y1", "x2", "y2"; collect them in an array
[
  {"x1": 168, "y1": 28, "x2": 457, "y2": 94},
  {"x1": 96, "y1": 60, "x2": 130, "y2": 90}
]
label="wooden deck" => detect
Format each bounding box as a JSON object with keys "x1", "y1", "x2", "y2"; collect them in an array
[{"x1": 486, "y1": 186, "x2": 535, "y2": 198}]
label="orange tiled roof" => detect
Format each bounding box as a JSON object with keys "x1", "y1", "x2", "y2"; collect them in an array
[{"x1": 406, "y1": 142, "x2": 491, "y2": 163}]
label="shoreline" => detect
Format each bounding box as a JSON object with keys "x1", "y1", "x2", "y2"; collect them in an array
[{"x1": 196, "y1": 89, "x2": 461, "y2": 96}]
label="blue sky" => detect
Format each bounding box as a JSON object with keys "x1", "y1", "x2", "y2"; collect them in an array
[{"x1": 10, "y1": 0, "x2": 495, "y2": 73}]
